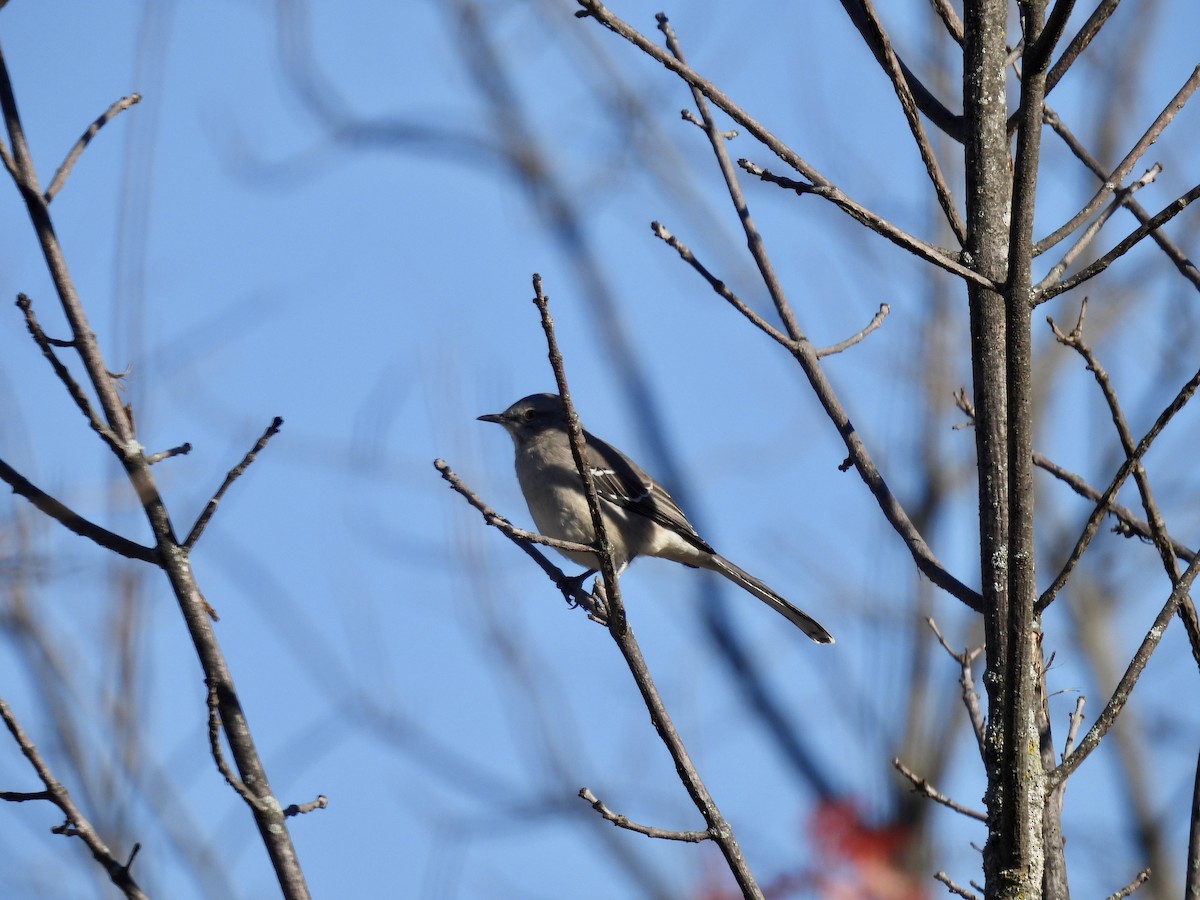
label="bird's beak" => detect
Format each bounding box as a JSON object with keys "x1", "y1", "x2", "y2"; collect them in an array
[{"x1": 477, "y1": 412, "x2": 505, "y2": 424}]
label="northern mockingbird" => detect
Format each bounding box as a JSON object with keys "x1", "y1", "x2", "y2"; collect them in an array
[{"x1": 479, "y1": 393, "x2": 833, "y2": 643}]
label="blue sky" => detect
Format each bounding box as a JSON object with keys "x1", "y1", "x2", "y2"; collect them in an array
[{"x1": 2, "y1": 1, "x2": 1199, "y2": 898}]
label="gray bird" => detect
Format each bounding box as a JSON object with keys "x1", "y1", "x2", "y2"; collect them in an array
[{"x1": 479, "y1": 393, "x2": 833, "y2": 643}]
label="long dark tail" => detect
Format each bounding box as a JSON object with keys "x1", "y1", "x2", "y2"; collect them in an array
[{"x1": 710, "y1": 554, "x2": 834, "y2": 644}]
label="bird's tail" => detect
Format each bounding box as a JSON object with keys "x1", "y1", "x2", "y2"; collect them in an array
[{"x1": 709, "y1": 554, "x2": 834, "y2": 644}]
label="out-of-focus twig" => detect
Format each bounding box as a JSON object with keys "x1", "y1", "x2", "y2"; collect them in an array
[{"x1": 0, "y1": 696, "x2": 149, "y2": 900}]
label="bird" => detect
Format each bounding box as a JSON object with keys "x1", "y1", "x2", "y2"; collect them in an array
[{"x1": 478, "y1": 393, "x2": 833, "y2": 643}]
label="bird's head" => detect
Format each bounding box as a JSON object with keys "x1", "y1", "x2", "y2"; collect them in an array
[{"x1": 477, "y1": 393, "x2": 568, "y2": 444}]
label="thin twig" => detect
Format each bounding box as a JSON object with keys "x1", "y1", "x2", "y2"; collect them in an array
[
  {"x1": 738, "y1": 159, "x2": 991, "y2": 287},
  {"x1": 433, "y1": 459, "x2": 603, "y2": 615},
  {"x1": 1063, "y1": 696, "x2": 1086, "y2": 760},
  {"x1": 1032, "y1": 452, "x2": 1195, "y2": 564},
  {"x1": 0, "y1": 696, "x2": 149, "y2": 900},
  {"x1": 1188, "y1": 747, "x2": 1200, "y2": 899},
  {"x1": 934, "y1": 871, "x2": 981, "y2": 900},
  {"x1": 1104, "y1": 868, "x2": 1151, "y2": 900},
  {"x1": 656, "y1": 169, "x2": 981, "y2": 613},
  {"x1": 892, "y1": 758, "x2": 987, "y2": 822},
  {"x1": 1037, "y1": 182, "x2": 1200, "y2": 303},
  {"x1": 531, "y1": 276, "x2": 625, "y2": 629},
  {"x1": 1033, "y1": 446, "x2": 1200, "y2": 666},
  {"x1": 0, "y1": 790, "x2": 53, "y2": 802},
  {"x1": 655, "y1": 226, "x2": 978, "y2": 615},
  {"x1": 1, "y1": 48, "x2": 133, "y2": 446},
  {"x1": 184, "y1": 417, "x2": 284, "y2": 550},
  {"x1": 43, "y1": 93, "x2": 141, "y2": 203},
  {"x1": 530, "y1": 274, "x2": 764, "y2": 899},
  {"x1": 573, "y1": 1, "x2": 990, "y2": 286},
  {"x1": 1035, "y1": 65, "x2": 1200, "y2": 257},
  {"x1": 433, "y1": 461, "x2": 594, "y2": 559},
  {"x1": 3, "y1": 41, "x2": 308, "y2": 896},
  {"x1": 816, "y1": 304, "x2": 889, "y2": 357},
  {"x1": 926, "y1": 0, "x2": 964, "y2": 44},
  {"x1": 283, "y1": 795, "x2": 328, "y2": 818},
  {"x1": 0, "y1": 457, "x2": 158, "y2": 563},
  {"x1": 657, "y1": 14, "x2": 806, "y2": 345},
  {"x1": 207, "y1": 682, "x2": 266, "y2": 813},
  {"x1": 145, "y1": 442, "x2": 192, "y2": 465},
  {"x1": 835, "y1": 0, "x2": 964, "y2": 140},
  {"x1": 1044, "y1": 106, "x2": 1200, "y2": 290},
  {"x1": 1046, "y1": 0, "x2": 1123, "y2": 96},
  {"x1": 1034, "y1": 164, "x2": 1159, "y2": 295},
  {"x1": 16, "y1": 294, "x2": 124, "y2": 456},
  {"x1": 650, "y1": 221, "x2": 793, "y2": 349},
  {"x1": 578, "y1": 788, "x2": 711, "y2": 842},
  {"x1": 1051, "y1": 548, "x2": 1200, "y2": 788},
  {"x1": 843, "y1": 0, "x2": 965, "y2": 243},
  {"x1": 1048, "y1": 303, "x2": 1200, "y2": 663},
  {"x1": 928, "y1": 618, "x2": 986, "y2": 756},
  {"x1": 1038, "y1": 357, "x2": 1200, "y2": 610}
]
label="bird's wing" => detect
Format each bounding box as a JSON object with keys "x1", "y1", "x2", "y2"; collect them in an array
[{"x1": 583, "y1": 430, "x2": 714, "y2": 555}]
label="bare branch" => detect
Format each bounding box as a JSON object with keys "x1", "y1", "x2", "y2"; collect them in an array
[
  {"x1": 1189, "y1": 747, "x2": 1200, "y2": 899},
  {"x1": 1037, "y1": 182, "x2": 1200, "y2": 303},
  {"x1": 657, "y1": 14, "x2": 808, "y2": 344},
  {"x1": 145, "y1": 442, "x2": 193, "y2": 465},
  {"x1": 0, "y1": 696, "x2": 149, "y2": 899},
  {"x1": 43, "y1": 93, "x2": 141, "y2": 203},
  {"x1": 1039, "y1": 353, "x2": 1200, "y2": 609},
  {"x1": 433, "y1": 458, "x2": 603, "y2": 615},
  {"x1": 835, "y1": 0, "x2": 965, "y2": 140},
  {"x1": 0, "y1": 790, "x2": 54, "y2": 802},
  {"x1": 928, "y1": 618, "x2": 986, "y2": 756},
  {"x1": 530, "y1": 275, "x2": 764, "y2": 899},
  {"x1": 207, "y1": 682, "x2": 266, "y2": 813},
  {"x1": 1046, "y1": 0, "x2": 1123, "y2": 96},
  {"x1": 1105, "y1": 868, "x2": 1151, "y2": 900},
  {"x1": 531, "y1": 276, "x2": 625, "y2": 628},
  {"x1": 837, "y1": 0, "x2": 965, "y2": 243},
  {"x1": 935, "y1": 871, "x2": 981, "y2": 900},
  {"x1": 1045, "y1": 108, "x2": 1200, "y2": 291},
  {"x1": 1047, "y1": 303, "x2": 1200, "y2": 663},
  {"x1": 926, "y1": 0, "x2": 965, "y2": 44},
  {"x1": 16, "y1": 294, "x2": 124, "y2": 456},
  {"x1": 1035, "y1": 65, "x2": 1200, "y2": 257},
  {"x1": 578, "y1": 788, "x2": 711, "y2": 842},
  {"x1": 184, "y1": 417, "x2": 284, "y2": 550},
  {"x1": 816, "y1": 304, "x2": 890, "y2": 357},
  {"x1": 655, "y1": 208, "x2": 976, "y2": 612},
  {"x1": 283, "y1": 796, "x2": 328, "y2": 818},
  {"x1": 1023, "y1": 0, "x2": 1077, "y2": 74},
  {"x1": 650, "y1": 221, "x2": 793, "y2": 349},
  {"x1": 1063, "y1": 696, "x2": 1086, "y2": 760},
  {"x1": 1032, "y1": 452, "x2": 1195, "y2": 564},
  {"x1": 1051, "y1": 548, "x2": 1200, "y2": 787},
  {"x1": 893, "y1": 758, "x2": 987, "y2": 822},
  {"x1": 3, "y1": 38, "x2": 310, "y2": 897},
  {"x1": 1034, "y1": 164, "x2": 1160, "y2": 295},
  {"x1": 656, "y1": 181, "x2": 980, "y2": 613},
  {"x1": 1, "y1": 47, "x2": 133, "y2": 445},
  {"x1": 573, "y1": 2, "x2": 991, "y2": 285},
  {"x1": 0, "y1": 457, "x2": 158, "y2": 563},
  {"x1": 738, "y1": 160, "x2": 992, "y2": 288}
]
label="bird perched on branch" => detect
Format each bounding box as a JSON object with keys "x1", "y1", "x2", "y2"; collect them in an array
[{"x1": 478, "y1": 393, "x2": 833, "y2": 643}]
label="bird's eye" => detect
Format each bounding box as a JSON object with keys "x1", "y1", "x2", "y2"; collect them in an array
[{"x1": 522, "y1": 408, "x2": 537, "y2": 421}]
